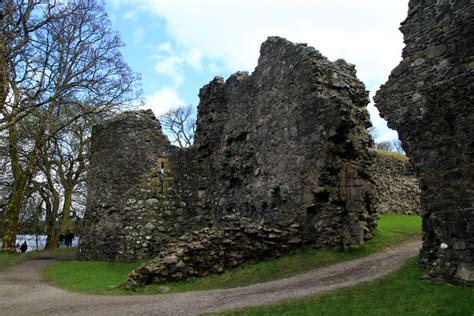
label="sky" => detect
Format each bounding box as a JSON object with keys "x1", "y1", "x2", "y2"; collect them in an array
[{"x1": 105, "y1": 0, "x2": 409, "y2": 142}]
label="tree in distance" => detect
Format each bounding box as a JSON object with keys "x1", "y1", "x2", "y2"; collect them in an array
[{"x1": 159, "y1": 104, "x2": 196, "y2": 148}]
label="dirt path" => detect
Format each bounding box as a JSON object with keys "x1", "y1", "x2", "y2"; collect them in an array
[{"x1": 0, "y1": 241, "x2": 421, "y2": 316}]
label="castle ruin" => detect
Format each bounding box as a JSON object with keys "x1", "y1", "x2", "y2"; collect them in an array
[
  {"x1": 80, "y1": 37, "x2": 379, "y2": 284},
  {"x1": 80, "y1": 0, "x2": 473, "y2": 287},
  {"x1": 375, "y1": 0, "x2": 473, "y2": 285}
]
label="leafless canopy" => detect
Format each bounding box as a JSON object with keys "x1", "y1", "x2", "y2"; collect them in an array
[
  {"x1": 0, "y1": 0, "x2": 141, "y2": 251},
  {"x1": 159, "y1": 104, "x2": 196, "y2": 148}
]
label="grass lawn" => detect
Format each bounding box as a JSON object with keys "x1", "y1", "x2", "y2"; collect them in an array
[
  {"x1": 43, "y1": 214, "x2": 422, "y2": 295},
  {"x1": 215, "y1": 257, "x2": 474, "y2": 316},
  {"x1": 0, "y1": 252, "x2": 32, "y2": 270},
  {"x1": 0, "y1": 247, "x2": 77, "y2": 271},
  {"x1": 43, "y1": 259, "x2": 150, "y2": 295}
]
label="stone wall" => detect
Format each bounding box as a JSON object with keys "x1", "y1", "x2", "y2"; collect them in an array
[
  {"x1": 369, "y1": 151, "x2": 421, "y2": 215},
  {"x1": 194, "y1": 37, "x2": 377, "y2": 248},
  {"x1": 125, "y1": 37, "x2": 378, "y2": 285},
  {"x1": 374, "y1": 0, "x2": 473, "y2": 285},
  {"x1": 127, "y1": 147, "x2": 424, "y2": 286},
  {"x1": 79, "y1": 110, "x2": 204, "y2": 261},
  {"x1": 127, "y1": 218, "x2": 303, "y2": 286},
  {"x1": 81, "y1": 37, "x2": 379, "y2": 284}
]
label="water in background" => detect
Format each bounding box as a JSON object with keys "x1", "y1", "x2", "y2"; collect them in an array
[{"x1": 0, "y1": 235, "x2": 79, "y2": 252}]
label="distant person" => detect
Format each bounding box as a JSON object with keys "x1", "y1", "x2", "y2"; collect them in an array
[
  {"x1": 59, "y1": 233, "x2": 65, "y2": 247},
  {"x1": 20, "y1": 241, "x2": 28, "y2": 253},
  {"x1": 15, "y1": 243, "x2": 20, "y2": 253},
  {"x1": 65, "y1": 231, "x2": 74, "y2": 247}
]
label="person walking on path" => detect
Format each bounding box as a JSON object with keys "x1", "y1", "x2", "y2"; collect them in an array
[
  {"x1": 20, "y1": 241, "x2": 28, "y2": 253},
  {"x1": 59, "y1": 233, "x2": 65, "y2": 247},
  {"x1": 65, "y1": 231, "x2": 74, "y2": 247}
]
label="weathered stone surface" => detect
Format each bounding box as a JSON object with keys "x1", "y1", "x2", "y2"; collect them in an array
[
  {"x1": 194, "y1": 37, "x2": 376, "y2": 249},
  {"x1": 126, "y1": 216, "x2": 304, "y2": 287},
  {"x1": 125, "y1": 37, "x2": 377, "y2": 285},
  {"x1": 374, "y1": 0, "x2": 474, "y2": 286},
  {"x1": 369, "y1": 151, "x2": 421, "y2": 215},
  {"x1": 81, "y1": 37, "x2": 378, "y2": 284},
  {"x1": 78, "y1": 110, "x2": 203, "y2": 261}
]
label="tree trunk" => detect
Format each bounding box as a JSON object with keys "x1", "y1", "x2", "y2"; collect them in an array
[
  {"x1": 2, "y1": 102, "x2": 53, "y2": 251},
  {"x1": 35, "y1": 201, "x2": 42, "y2": 251},
  {"x1": 1, "y1": 124, "x2": 28, "y2": 252},
  {"x1": 59, "y1": 185, "x2": 73, "y2": 233},
  {"x1": 45, "y1": 190, "x2": 60, "y2": 249},
  {"x1": 0, "y1": 40, "x2": 8, "y2": 114},
  {"x1": 1, "y1": 177, "x2": 27, "y2": 252}
]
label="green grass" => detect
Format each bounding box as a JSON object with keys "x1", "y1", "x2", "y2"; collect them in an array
[
  {"x1": 161, "y1": 214, "x2": 421, "y2": 293},
  {"x1": 50, "y1": 247, "x2": 78, "y2": 254},
  {"x1": 0, "y1": 246, "x2": 77, "y2": 270},
  {"x1": 0, "y1": 252, "x2": 32, "y2": 270},
  {"x1": 43, "y1": 214, "x2": 421, "y2": 295},
  {"x1": 375, "y1": 149, "x2": 409, "y2": 162},
  {"x1": 216, "y1": 257, "x2": 474, "y2": 316},
  {"x1": 43, "y1": 259, "x2": 150, "y2": 295}
]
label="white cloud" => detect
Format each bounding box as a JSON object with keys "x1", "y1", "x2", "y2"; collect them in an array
[
  {"x1": 133, "y1": 28, "x2": 144, "y2": 45},
  {"x1": 158, "y1": 42, "x2": 173, "y2": 53},
  {"x1": 116, "y1": 0, "x2": 408, "y2": 139},
  {"x1": 109, "y1": 0, "x2": 125, "y2": 11},
  {"x1": 184, "y1": 48, "x2": 203, "y2": 70},
  {"x1": 145, "y1": 87, "x2": 185, "y2": 115},
  {"x1": 151, "y1": 42, "x2": 184, "y2": 86},
  {"x1": 153, "y1": 54, "x2": 184, "y2": 86},
  {"x1": 123, "y1": 10, "x2": 138, "y2": 20},
  {"x1": 151, "y1": 42, "x2": 203, "y2": 87},
  {"x1": 367, "y1": 103, "x2": 399, "y2": 142},
  {"x1": 376, "y1": 129, "x2": 399, "y2": 143},
  {"x1": 131, "y1": 0, "x2": 407, "y2": 82},
  {"x1": 367, "y1": 87, "x2": 399, "y2": 142}
]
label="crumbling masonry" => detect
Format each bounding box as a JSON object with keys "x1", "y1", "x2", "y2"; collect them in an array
[
  {"x1": 80, "y1": 1, "x2": 473, "y2": 287},
  {"x1": 80, "y1": 37, "x2": 379, "y2": 284},
  {"x1": 375, "y1": 0, "x2": 473, "y2": 285}
]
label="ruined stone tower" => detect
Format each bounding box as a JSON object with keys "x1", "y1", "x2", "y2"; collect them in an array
[
  {"x1": 79, "y1": 110, "x2": 203, "y2": 261},
  {"x1": 375, "y1": 0, "x2": 474, "y2": 285}
]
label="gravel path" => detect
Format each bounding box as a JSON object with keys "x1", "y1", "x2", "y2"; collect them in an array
[{"x1": 0, "y1": 241, "x2": 421, "y2": 316}]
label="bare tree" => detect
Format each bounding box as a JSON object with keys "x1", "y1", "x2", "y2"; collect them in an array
[
  {"x1": 374, "y1": 139, "x2": 405, "y2": 154},
  {"x1": 1, "y1": 0, "x2": 141, "y2": 252},
  {"x1": 159, "y1": 105, "x2": 196, "y2": 148},
  {"x1": 17, "y1": 191, "x2": 45, "y2": 250},
  {"x1": 0, "y1": 0, "x2": 70, "y2": 129},
  {"x1": 374, "y1": 140, "x2": 394, "y2": 152},
  {"x1": 392, "y1": 139, "x2": 405, "y2": 154},
  {"x1": 39, "y1": 114, "x2": 93, "y2": 248}
]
